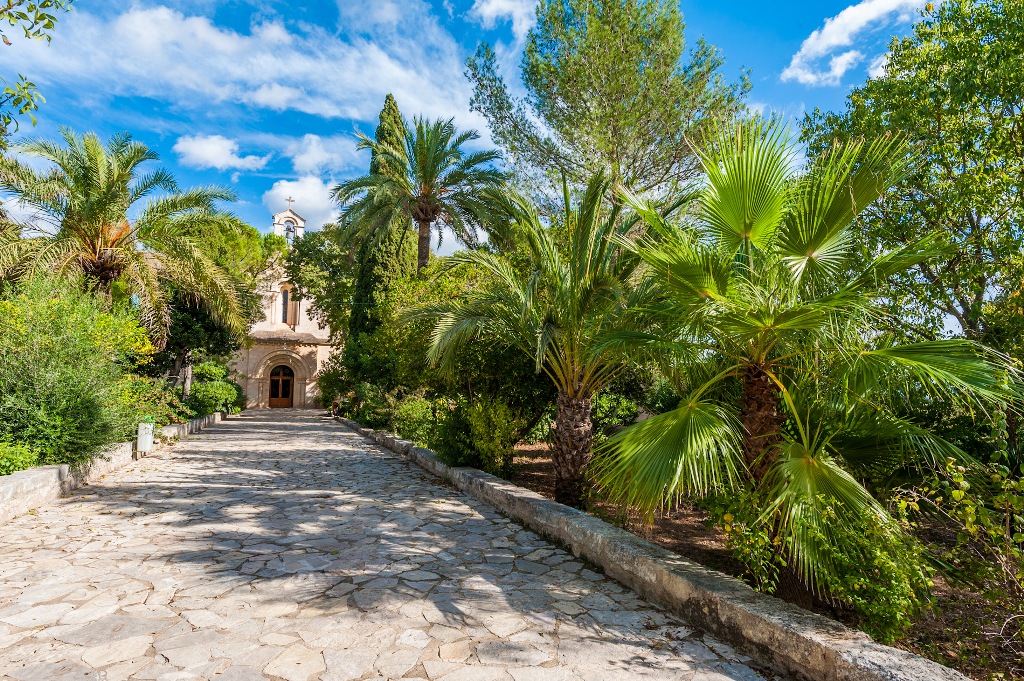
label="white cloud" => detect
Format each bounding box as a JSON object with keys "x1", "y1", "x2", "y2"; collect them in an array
[
  {"x1": 868, "y1": 53, "x2": 889, "y2": 78},
  {"x1": 285, "y1": 134, "x2": 362, "y2": 175},
  {"x1": 172, "y1": 134, "x2": 270, "y2": 171},
  {"x1": 9, "y1": 4, "x2": 488, "y2": 131},
  {"x1": 781, "y1": 0, "x2": 923, "y2": 86},
  {"x1": 262, "y1": 176, "x2": 339, "y2": 231},
  {"x1": 470, "y1": 0, "x2": 536, "y2": 42}
]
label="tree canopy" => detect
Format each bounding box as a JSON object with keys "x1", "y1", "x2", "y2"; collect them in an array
[
  {"x1": 466, "y1": 0, "x2": 749, "y2": 202},
  {"x1": 802, "y1": 0, "x2": 1024, "y2": 342}
]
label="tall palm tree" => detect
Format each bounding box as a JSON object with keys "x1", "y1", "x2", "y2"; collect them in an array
[
  {"x1": 592, "y1": 119, "x2": 1018, "y2": 600},
  {"x1": 0, "y1": 128, "x2": 244, "y2": 347},
  {"x1": 333, "y1": 116, "x2": 505, "y2": 271},
  {"x1": 414, "y1": 173, "x2": 647, "y2": 508}
]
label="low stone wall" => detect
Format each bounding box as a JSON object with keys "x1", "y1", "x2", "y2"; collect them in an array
[
  {"x1": 0, "y1": 412, "x2": 226, "y2": 523},
  {"x1": 337, "y1": 416, "x2": 967, "y2": 681},
  {"x1": 159, "y1": 411, "x2": 223, "y2": 439}
]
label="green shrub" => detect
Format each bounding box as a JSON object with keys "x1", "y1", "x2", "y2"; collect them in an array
[
  {"x1": 118, "y1": 376, "x2": 193, "y2": 425},
  {"x1": 643, "y1": 379, "x2": 681, "y2": 415},
  {"x1": 465, "y1": 397, "x2": 524, "y2": 476},
  {"x1": 431, "y1": 397, "x2": 523, "y2": 477},
  {"x1": 316, "y1": 352, "x2": 348, "y2": 406},
  {"x1": 591, "y1": 392, "x2": 639, "y2": 440},
  {"x1": 347, "y1": 382, "x2": 397, "y2": 428},
  {"x1": 431, "y1": 399, "x2": 477, "y2": 467},
  {"x1": 0, "y1": 277, "x2": 153, "y2": 465},
  {"x1": 812, "y1": 505, "x2": 933, "y2": 643},
  {"x1": 393, "y1": 395, "x2": 435, "y2": 445},
  {"x1": 705, "y1": 490, "x2": 932, "y2": 643},
  {"x1": 186, "y1": 380, "x2": 238, "y2": 416},
  {"x1": 0, "y1": 439, "x2": 38, "y2": 476},
  {"x1": 192, "y1": 361, "x2": 227, "y2": 383},
  {"x1": 231, "y1": 382, "x2": 247, "y2": 412}
]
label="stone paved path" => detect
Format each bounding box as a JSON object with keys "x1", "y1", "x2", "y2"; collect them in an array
[{"x1": 0, "y1": 411, "x2": 771, "y2": 681}]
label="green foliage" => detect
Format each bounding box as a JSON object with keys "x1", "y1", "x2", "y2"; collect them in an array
[
  {"x1": 702, "y1": 490, "x2": 781, "y2": 592},
  {"x1": 0, "y1": 438, "x2": 37, "y2": 476},
  {"x1": 594, "y1": 118, "x2": 1017, "y2": 606},
  {"x1": 704, "y1": 490, "x2": 932, "y2": 642},
  {"x1": 429, "y1": 397, "x2": 522, "y2": 477},
  {"x1": 0, "y1": 276, "x2": 151, "y2": 465},
  {"x1": 284, "y1": 224, "x2": 359, "y2": 340},
  {"x1": 393, "y1": 395, "x2": 435, "y2": 446},
  {"x1": 462, "y1": 397, "x2": 524, "y2": 477},
  {"x1": 333, "y1": 116, "x2": 505, "y2": 270},
  {"x1": 0, "y1": 75, "x2": 43, "y2": 140},
  {"x1": 117, "y1": 376, "x2": 192, "y2": 426},
  {"x1": 466, "y1": 0, "x2": 748, "y2": 202},
  {"x1": 809, "y1": 504, "x2": 933, "y2": 643},
  {"x1": 1, "y1": 1, "x2": 74, "y2": 45},
  {"x1": 181, "y1": 359, "x2": 241, "y2": 416},
  {"x1": 192, "y1": 361, "x2": 227, "y2": 383},
  {"x1": 346, "y1": 382, "x2": 398, "y2": 430},
  {"x1": 345, "y1": 95, "x2": 419, "y2": 386},
  {"x1": 0, "y1": 0, "x2": 75, "y2": 144},
  {"x1": 0, "y1": 128, "x2": 243, "y2": 347},
  {"x1": 430, "y1": 399, "x2": 477, "y2": 467},
  {"x1": 186, "y1": 380, "x2": 238, "y2": 417},
  {"x1": 590, "y1": 392, "x2": 639, "y2": 440},
  {"x1": 316, "y1": 352, "x2": 348, "y2": 406},
  {"x1": 801, "y1": 0, "x2": 1024, "y2": 342}
]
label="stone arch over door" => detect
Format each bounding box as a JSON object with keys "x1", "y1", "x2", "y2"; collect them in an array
[{"x1": 254, "y1": 350, "x2": 312, "y2": 408}]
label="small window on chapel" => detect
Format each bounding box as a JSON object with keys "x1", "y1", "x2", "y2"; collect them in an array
[{"x1": 281, "y1": 288, "x2": 289, "y2": 323}]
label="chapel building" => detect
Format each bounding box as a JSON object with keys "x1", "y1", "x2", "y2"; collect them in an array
[{"x1": 229, "y1": 207, "x2": 332, "y2": 408}]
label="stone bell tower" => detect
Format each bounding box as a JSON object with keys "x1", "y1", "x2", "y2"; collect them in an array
[{"x1": 272, "y1": 197, "x2": 306, "y2": 244}]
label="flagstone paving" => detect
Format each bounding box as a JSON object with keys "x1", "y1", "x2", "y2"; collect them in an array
[{"x1": 0, "y1": 410, "x2": 774, "y2": 681}]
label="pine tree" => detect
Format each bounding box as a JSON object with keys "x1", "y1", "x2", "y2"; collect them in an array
[{"x1": 344, "y1": 94, "x2": 416, "y2": 387}]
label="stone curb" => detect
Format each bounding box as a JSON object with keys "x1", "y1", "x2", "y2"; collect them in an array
[
  {"x1": 0, "y1": 412, "x2": 226, "y2": 524},
  {"x1": 335, "y1": 415, "x2": 967, "y2": 681},
  {"x1": 159, "y1": 411, "x2": 224, "y2": 439}
]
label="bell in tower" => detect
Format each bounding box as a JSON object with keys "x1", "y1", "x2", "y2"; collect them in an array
[{"x1": 271, "y1": 198, "x2": 306, "y2": 244}]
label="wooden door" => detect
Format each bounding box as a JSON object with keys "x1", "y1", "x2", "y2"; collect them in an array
[{"x1": 268, "y1": 365, "x2": 294, "y2": 408}]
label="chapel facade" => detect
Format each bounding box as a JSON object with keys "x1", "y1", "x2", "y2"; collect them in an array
[{"x1": 229, "y1": 207, "x2": 332, "y2": 408}]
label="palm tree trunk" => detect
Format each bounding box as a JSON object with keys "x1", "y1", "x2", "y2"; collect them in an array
[
  {"x1": 739, "y1": 365, "x2": 785, "y2": 482},
  {"x1": 551, "y1": 390, "x2": 593, "y2": 509},
  {"x1": 416, "y1": 220, "x2": 431, "y2": 271},
  {"x1": 740, "y1": 366, "x2": 816, "y2": 607}
]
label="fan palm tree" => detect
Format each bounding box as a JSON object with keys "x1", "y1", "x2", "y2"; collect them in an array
[
  {"x1": 414, "y1": 173, "x2": 648, "y2": 508},
  {"x1": 0, "y1": 128, "x2": 244, "y2": 347},
  {"x1": 333, "y1": 116, "x2": 505, "y2": 271},
  {"x1": 592, "y1": 119, "x2": 1018, "y2": 599}
]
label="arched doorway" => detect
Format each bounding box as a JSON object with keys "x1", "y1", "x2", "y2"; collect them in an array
[{"x1": 268, "y1": 365, "x2": 294, "y2": 408}]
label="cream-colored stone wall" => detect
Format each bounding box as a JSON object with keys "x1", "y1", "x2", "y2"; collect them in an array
[{"x1": 230, "y1": 341, "x2": 332, "y2": 409}]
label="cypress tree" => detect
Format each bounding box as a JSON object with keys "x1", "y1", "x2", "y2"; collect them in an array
[{"x1": 344, "y1": 94, "x2": 416, "y2": 387}]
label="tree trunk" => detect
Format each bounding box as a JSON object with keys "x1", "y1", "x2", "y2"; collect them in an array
[
  {"x1": 739, "y1": 365, "x2": 786, "y2": 482},
  {"x1": 551, "y1": 390, "x2": 593, "y2": 509},
  {"x1": 416, "y1": 220, "x2": 431, "y2": 271},
  {"x1": 181, "y1": 350, "x2": 194, "y2": 400},
  {"x1": 739, "y1": 366, "x2": 817, "y2": 606},
  {"x1": 170, "y1": 352, "x2": 186, "y2": 387}
]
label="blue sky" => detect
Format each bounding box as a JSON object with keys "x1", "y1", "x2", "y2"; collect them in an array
[{"x1": 1, "y1": 0, "x2": 926, "y2": 239}]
